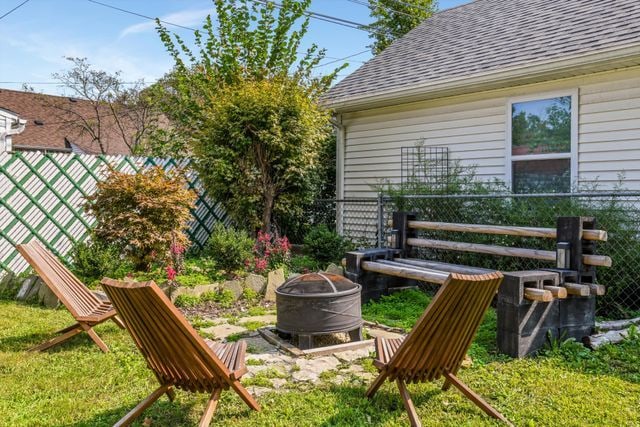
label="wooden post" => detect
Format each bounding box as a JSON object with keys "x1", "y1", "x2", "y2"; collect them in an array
[{"x1": 392, "y1": 212, "x2": 416, "y2": 257}]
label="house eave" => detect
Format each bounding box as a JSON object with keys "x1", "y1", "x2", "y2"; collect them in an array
[{"x1": 325, "y1": 44, "x2": 640, "y2": 113}]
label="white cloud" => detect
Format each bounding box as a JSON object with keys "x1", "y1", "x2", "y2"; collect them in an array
[{"x1": 120, "y1": 8, "x2": 212, "y2": 38}]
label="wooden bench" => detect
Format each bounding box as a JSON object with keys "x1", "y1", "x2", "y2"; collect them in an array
[{"x1": 345, "y1": 212, "x2": 612, "y2": 357}]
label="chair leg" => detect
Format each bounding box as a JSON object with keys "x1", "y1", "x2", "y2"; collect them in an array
[
  {"x1": 198, "y1": 388, "x2": 222, "y2": 427},
  {"x1": 230, "y1": 380, "x2": 261, "y2": 411},
  {"x1": 396, "y1": 379, "x2": 421, "y2": 427},
  {"x1": 112, "y1": 315, "x2": 126, "y2": 329},
  {"x1": 166, "y1": 387, "x2": 176, "y2": 402},
  {"x1": 443, "y1": 372, "x2": 512, "y2": 426},
  {"x1": 442, "y1": 378, "x2": 452, "y2": 391},
  {"x1": 28, "y1": 325, "x2": 83, "y2": 352},
  {"x1": 365, "y1": 371, "x2": 388, "y2": 398},
  {"x1": 54, "y1": 323, "x2": 81, "y2": 334},
  {"x1": 83, "y1": 325, "x2": 109, "y2": 353},
  {"x1": 114, "y1": 384, "x2": 171, "y2": 427}
]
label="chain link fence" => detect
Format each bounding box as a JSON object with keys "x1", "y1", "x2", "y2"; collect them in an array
[{"x1": 314, "y1": 193, "x2": 640, "y2": 319}]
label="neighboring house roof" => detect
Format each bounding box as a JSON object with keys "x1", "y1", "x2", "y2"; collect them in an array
[
  {"x1": 0, "y1": 88, "x2": 133, "y2": 154},
  {"x1": 325, "y1": 0, "x2": 640, "y2": 110}
]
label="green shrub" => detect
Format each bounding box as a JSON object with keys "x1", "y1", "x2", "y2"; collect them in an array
[
  {"x1": 201, "y1": 289, "x2": 235, "y2": 308},
  {"x1": 175, "y1": 273, "x2": 212, "y2": 288},
  {"x1": 242, "y1": 286, "x2": 259, "y2": 302},
  {"x1": 205, "y1": 223, "x2": 254, "y2": 272},
  {"x1": 69, "y1": 240, "x2": 131, "y2": 287},
  {"x1": 289, "y1": 255, "x2": 320, "y2": 273},
  {"x1": 173, "y1": 294, "x2": 200, "y2": 308},
  {"x1": 303, "y1": 225, "x2": 351, "y2": 265},
  {"x1": 84, "y1": 166, "x2": 196, "y2": 270}
]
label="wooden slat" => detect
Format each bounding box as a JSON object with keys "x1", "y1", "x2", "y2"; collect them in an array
[
  {"x1": 563, "y1": 283, "x2": 592, "y2": 296},
  {"x1": 406, "y1": 238, "x2": 612, "y2": 267},
  {"x1": 543, "y1": 286, "x2": 568, "y2": 299},
  {"x1": 100, "y1": 278, "x2": 260, "y2": 426},
  {"x1": 524, "y1": 288, "x2": 553, "y2": 302},
  {"x1": 361, "y1": 261, "x2": 450, "y2": 285},
  {"x1": 403, "y1": 220, "x2": 608, "y2": 242}
]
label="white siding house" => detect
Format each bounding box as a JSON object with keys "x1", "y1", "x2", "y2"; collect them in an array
[{"x1": 324, "y1": 0, "x2": 640, "y2": 198}]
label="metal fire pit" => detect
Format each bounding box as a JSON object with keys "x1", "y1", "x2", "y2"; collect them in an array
[{"x1": 275, "y1": 272, "x2": 363, "y2": 350}]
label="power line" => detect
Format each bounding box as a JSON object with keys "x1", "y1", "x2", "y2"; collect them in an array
[
  {"x1": 0, "y1": 0, "x2": 30, "y2": 21},
  {"x1": 249, "y1": 0, "x2": 389, "y2": 37},
  {"x1": 86, "y1": 0, "x2": 199, "y2": 32},
  {"x1": 312, "y1": 49, "x2": 369, "y2": 68}
]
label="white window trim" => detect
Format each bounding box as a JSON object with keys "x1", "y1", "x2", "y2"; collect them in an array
[{"x1": 505, "y1": 89, "x2": 578, "y2": 192}]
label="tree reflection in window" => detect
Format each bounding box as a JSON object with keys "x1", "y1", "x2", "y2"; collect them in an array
[{"x1": 512, "y1": 96, "x2": 571, "y2": 155}]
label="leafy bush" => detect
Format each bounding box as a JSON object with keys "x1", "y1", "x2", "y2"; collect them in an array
[
  {"x1": 205, "y1": 223, "x2": 254, "y2": 273},
  {"x1": 174, "y1": 273, "x2": 212, "y2": 288},
  {"x1": 250, "y1": 231, "x2": 291, "y2": 273},
  {"x1": 289, "y1": 255, "x2": 320, "y2": 273},
  {"x1": 84, "y1": 166, "x2": 196, "y2": 271},
  {"x1": 303, "y1": 225, "x2": 352, "y2": 265},
  {"x1": 174, "y1": 294, "x2": 200, "y2": 308},
  {"x1": 69, "y1": 239, "x2": 131, "y2": 286}
]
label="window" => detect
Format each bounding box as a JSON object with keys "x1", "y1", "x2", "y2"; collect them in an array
[{"x1": 506, "y1": 92, "x2": 577, "y2": 193}]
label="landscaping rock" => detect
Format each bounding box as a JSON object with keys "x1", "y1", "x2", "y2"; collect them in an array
[
  {"x1": 271, "y1": 378, "x2": 287, "y2": 390},
  {"x1": 37, "y1": 281, "x2": 59, "y2": 308},
  {"x1": 0, "y1": 272, "x2": 15, "y2": 293},
  {"x1": 246, "y1": 386, "x2": 272, "y2": 397},
  {"x1": 264, "y1": 268, "x2": 286, "y2": 302},
  {"x1": 170, "y1": 283, "x2": 219, "y2": 302},
  {"x1": 242, "y1": 335, "x2": 279, "y2": 354},
  {"x1": 324, "y1": 263, "x2": 344, "y2": 276},
  {"x1": 201, "y1": 324, "x2": 246, "y2": 340},
  {"x1": 366, "y1": 328, "x2": 405, "y2": 340},
  {"x1": 334, "y1": 347, "x2": 371, "y2": 363},
  {"x1": 241, "y1": 314, "x2": 277, "y2": 325},
  {"x1": 292, "y1": 356, "x2": 341, "y2": 382},
  {"x1": 16, "y1": 276, "x2": 40, "y2": 301},
  {"x1": 221, "y1": 280, "x2": 244, "y2": 300},
  {"x1": 245, "y1": 274, "x2": 267, "y2": 294}
]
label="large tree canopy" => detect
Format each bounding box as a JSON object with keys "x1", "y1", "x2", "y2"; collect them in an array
[
  {"x1": 153, "y1": 0, "x2": 343, "y2": 232},
  {"x1": 366, "y1": 0, "x2": 437, "y2": 54}
]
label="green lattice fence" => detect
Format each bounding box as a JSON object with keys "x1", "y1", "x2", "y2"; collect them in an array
[{"x1": 0, "y1": 151, "x2": 228, "y2": 276}]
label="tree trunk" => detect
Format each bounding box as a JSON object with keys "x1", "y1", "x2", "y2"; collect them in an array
[{"x1": 261, "y1": 186, "x2": 275, "y2": 232}]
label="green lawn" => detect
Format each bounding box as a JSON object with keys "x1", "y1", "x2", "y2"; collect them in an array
[{"x1": 1, "y1": 296, "x2": 639, "y2": 426}]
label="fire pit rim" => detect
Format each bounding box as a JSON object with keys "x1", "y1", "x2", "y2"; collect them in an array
[{"x1": 275, "y1": 272, "x2": 361, "y2": 299}]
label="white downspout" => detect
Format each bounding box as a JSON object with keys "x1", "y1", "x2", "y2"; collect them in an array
[
  {"x1": 330, "y1": 114, "x2": 345, "y2": 235},
  {"x1": 1, "y1": 118, "x2": 26, "y2": 152}
]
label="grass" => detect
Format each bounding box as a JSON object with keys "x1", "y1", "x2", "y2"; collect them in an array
[{"x1": 1, "y1": 294, "x2": 640, "y2": 426}]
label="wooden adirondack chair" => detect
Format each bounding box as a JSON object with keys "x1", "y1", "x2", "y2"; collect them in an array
[
  {"x1": 100, "y1": 278, "x2": 260, "y2": 427},
  {"x1": 16, "y1": 241, "x2": 124, "y2": 352},
  {"x1": 366, "y1": 271, "x2": 511, "y2": 427}
]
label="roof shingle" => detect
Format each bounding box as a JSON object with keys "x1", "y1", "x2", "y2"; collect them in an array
[{"x1": 325, "y1": 0, "x2": 640, "y2": 105}]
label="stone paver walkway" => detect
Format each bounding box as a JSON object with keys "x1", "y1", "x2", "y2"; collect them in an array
[{"x1": 192, "y1": 311, "x2": 404, "y2": 396}]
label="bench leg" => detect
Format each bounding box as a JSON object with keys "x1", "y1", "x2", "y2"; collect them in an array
[
  {"x1": 82, "y1": 324, "x2": 109, "y2": 353},
  {"x1": 28, "y1": 325, "x2": 83, "y2": 352},
  {"x1": 199, "y1": 388, "x2": 222, "y2": 427},
  {"x1": 397, "y1": 379, "x2": 421, "y2": 427},
  {"x1": 114, "y1": 384, "x2": 171, "y2": 427},
  {"x1": 230, "y1": 380, "x2": 261, "y2": 411},
  {"x1": 444, "y1": 372, "x2": 512, "y2": 426},
  {"x1": 365, "y1": 371, "x2": 388, "y2": 398},
  {"x1": 112, "y1": 315, "x2": 126, "y2": 329}
]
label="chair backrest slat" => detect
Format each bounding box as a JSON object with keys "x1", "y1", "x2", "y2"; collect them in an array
[
  {"x1": 101, "y1": 278, "x2": 234, "y2": 392},
  {"x1": 16, "y1": 241, "x2": 101, "y2": 317},
  {"x1": 388, "y1": 272, "x2": 503, "y2": 382}
]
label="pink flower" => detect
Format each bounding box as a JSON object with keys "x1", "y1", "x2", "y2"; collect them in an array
[
  {"x1": 254, "y1": 258, "x2": 268, "y2": 273},
  {"x1": 170, "y1": 242, "x2": 185, "y2": 255},
  {"x1": 166, "y1": 265, "x2": 177, "y2": 281}
]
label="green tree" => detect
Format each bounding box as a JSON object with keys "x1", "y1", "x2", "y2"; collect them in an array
[
  {"x1": 194, "y1": 78, "x2": 330, "y2": 232},
  {"x1": 366, "y1": 0, "x2": 437, "y2": 54},
  {"x1": 153, "y1": 0, "x2": 343, "y2": 232}
]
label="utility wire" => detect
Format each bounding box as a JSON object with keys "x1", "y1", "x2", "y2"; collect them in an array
[
  {"x1": 86, "y1": 0, "x2": 199, "y2": 32},
  {"x1": 312, "y1": 49, "x2": 369, "y2": 68},
  {"x1": 249, "y1": 0, "x2": 390, "y2": 37},
  {"x1": 0, "y1": 0, "x2": 30, "y2": 21}
]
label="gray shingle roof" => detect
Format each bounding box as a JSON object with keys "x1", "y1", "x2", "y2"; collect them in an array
[{"x1": 325, "y1": 0, "x2": 640, "y2": 106}]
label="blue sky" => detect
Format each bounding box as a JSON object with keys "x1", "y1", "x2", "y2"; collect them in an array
[{"x1": 0, "y1": 0, "x2": 471, "y2": 95}]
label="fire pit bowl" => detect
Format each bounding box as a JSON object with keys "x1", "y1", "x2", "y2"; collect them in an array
[{"x1": 275, "y1": 272, "x2": 363, "y2": 349}]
